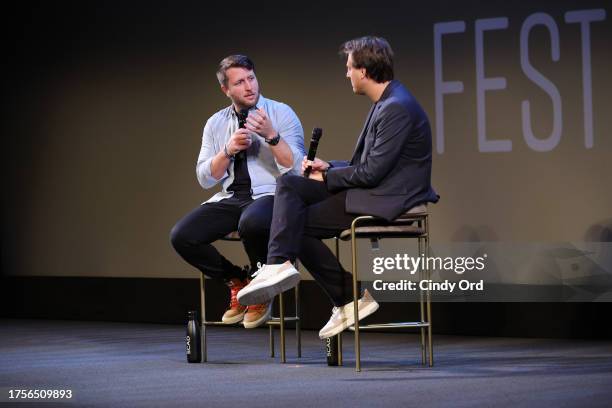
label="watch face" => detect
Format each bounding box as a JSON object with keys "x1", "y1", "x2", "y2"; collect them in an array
[{"x1": 267, "y1": 134, "x2": 280, "y2": 145}]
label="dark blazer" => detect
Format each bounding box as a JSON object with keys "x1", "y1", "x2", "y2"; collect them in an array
[{"x1": 326, "y1": 80, "x2": 439, "y2": 221}]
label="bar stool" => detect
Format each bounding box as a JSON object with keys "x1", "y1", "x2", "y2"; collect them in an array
[
  {"x1": 199, "y1": 231, "x2": 302, "y2": 363},
  {"x1": 335, "y1": 206, "x2": 432, "y2": 371}
]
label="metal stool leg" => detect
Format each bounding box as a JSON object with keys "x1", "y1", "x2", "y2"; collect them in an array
[
  {"x1": 269, "y1": 317, "x2": 275, "y2": 358},
  {"x1": 200, "y1": 275, "x2": 207, "y2": 363},
  {"x1": 268, "y1": 260, "x2": 301, "y2": 362},
  {"x1": 351, "y1": 221, "x2": 361, "y2": 372},
  {"x1": 279, "y1": 291, "x2": 286, "y2": 363},
  {"x1": 334, "y1": 238, "x2": 343, "y2": 366},
  {"x1": 295, "y1": 282, "x2": 302, "y2": 358},
  {"x1": 418, "y1": 236, "x2": 426, "y2": 366},
  {"x1": 425, "y1": 216, "x2": 433, "y2": 367}
]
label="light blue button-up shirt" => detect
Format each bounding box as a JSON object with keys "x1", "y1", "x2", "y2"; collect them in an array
[{"x1": 196, "y1": 95, "x2": 305, "y2": 203}]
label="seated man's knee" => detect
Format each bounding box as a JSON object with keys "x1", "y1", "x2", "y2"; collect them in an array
[
  {"x1": 276, "y1": 173, "x2": 302, "y2": 191},
  {"x1": 170, "y1": 220, "x2": 203, "y2": 249},
  {"x1": 169, "y1": 222, "x2": 186, "y2": 250},
  {"x1": 237, "y1": 214, "x2": 269, "y2": 239}
]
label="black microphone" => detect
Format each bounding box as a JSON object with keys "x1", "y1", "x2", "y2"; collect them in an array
[
  {"x1": 237, "y1": 109, "x2": 249, "y2": 129},
  {"x1": 236, "y1": 108, "x2": 250, "y2": 159},
  {"x1": 303, "y1": 127, "x2": 323, "y2": 178}
]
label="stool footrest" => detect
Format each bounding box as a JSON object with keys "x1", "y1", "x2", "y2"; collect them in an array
[
  {"x1": 268, "y1": 316, "x2": 300, "y2": 323},
  {"x1": 348, "y1": 321, "x2": 429, "y2": 330},
  {"x1": 203, "y1": 318, "x2": 300, "y2": 327},
  {"x1": 203, "y1": 321, "x2": 241, "y2": 326},
  {"x1": 267, "y1": 317, "x2": 299, "y2": 325}
]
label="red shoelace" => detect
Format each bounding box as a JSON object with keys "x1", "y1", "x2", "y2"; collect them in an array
[
  {"x1": 227, "y1": 281, "x2": 245, "y2": 309},
  {"x1": 247, "y1": 303, "x2": 268, "y2": 312}
]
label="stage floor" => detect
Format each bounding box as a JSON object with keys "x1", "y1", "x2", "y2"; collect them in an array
[{"x1": 1, "y1": 319, "x2": 611, "y2": 407}]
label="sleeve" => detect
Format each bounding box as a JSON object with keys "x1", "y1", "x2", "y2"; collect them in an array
[
  {"x1": 196, "y1": 117, "x2": 228, "y2": 189},
  {"x1": 275, "y1": 104, "x2": 305, "y2": 175},
  {"x1": 326, "y1": 102, "x2": 412, "y2": 192},
  {"x1": 328, "y1": 160, "x2": 350, "y2": 168}
]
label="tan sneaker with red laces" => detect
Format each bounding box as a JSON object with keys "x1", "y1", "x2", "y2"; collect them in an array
[
  {"x1": 243, "y1": 302, "x2": 272, "y2": 329},
  {"x1": 221, "y1": 278, "x2": 247, "y2": 324}
]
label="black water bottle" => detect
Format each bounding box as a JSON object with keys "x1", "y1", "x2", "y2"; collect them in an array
[
  {"x1": 186, "y1": 311, "x2": 201, "y2": 363},
  {"x1": 325, "y1": 336, "x2": 339, "y2": 366}
]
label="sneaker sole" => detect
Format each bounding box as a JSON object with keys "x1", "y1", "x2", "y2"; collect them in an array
[
  {"x1": 221, "y1": 312, "x2": 245, "y2": 325},
  {"x1": 237, "y1": 270, "x2": 301, "y2": 306},
  {"x1": 243, "y1": 304, "x2": 273, "y2": 329},
  {"x1": 319, "y1": 301, "x2": 380, "y2": 339}
]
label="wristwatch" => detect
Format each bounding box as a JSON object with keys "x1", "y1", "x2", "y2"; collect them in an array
[
  {"x1": 265, "y1": 133, "x2": 281, "y2": 146},
  {"x1": 223, "y1": 143, "x2": 235, "y2": 160}
]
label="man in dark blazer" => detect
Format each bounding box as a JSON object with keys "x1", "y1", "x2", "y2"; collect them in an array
[{"x1": 237, "y1": 36, "x2": 439, "y2": 338}]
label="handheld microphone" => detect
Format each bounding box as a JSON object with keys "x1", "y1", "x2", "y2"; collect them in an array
[
  {"x1": 236, "y1": 108, "x2": 250, "y2": 158},
  {"x1": 303, "y1": 127, "x2": 323, "y2": 178},
  {"x1": 237, "y1": 109, "x2": 249, "y2": 129}
]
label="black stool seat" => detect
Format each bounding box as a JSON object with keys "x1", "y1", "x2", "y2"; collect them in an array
[
  {"x1": 339, "y1": 225, "x2": 425, "y2": 240},
  {"x1": 338, "y1": 211, "x2": 428, "y2": 240}
]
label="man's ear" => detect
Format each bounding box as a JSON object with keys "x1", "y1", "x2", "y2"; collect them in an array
[
  {"x1": 360, "y1": 68, "x2": 367, "y2": 79},
  {"x1": 220, "y1": 85, "x2": 230, "y2": 98}
]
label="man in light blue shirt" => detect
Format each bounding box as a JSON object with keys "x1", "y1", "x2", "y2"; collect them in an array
[{"x1": 170, "y1": 55, "x2": 304, "y2": 329}]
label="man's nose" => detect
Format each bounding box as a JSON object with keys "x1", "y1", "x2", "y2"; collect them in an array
[{"x1": 245, "y1": 81, "x2": 252, "y2": 91}]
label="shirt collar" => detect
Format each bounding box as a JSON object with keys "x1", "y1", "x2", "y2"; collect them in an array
[{"x1": 378, "y1": 80, "x2": 398, "y2": 102}]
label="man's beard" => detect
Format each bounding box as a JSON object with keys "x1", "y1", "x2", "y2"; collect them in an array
[{"x1": 242, "y1": 92, "x2": 259, "y2": 108}]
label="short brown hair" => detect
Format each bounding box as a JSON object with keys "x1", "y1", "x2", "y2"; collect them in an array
[
  {"x1": 216, "y1": 55, "x2": 255, "y2": 87},
  {"x1": 340, "y1": 36, "x2": 394, "y2": 83}
]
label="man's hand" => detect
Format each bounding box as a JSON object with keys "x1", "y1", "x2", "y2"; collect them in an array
[
  {"x1": 302, "y1": 156, "x2": 329, "y2": 176},
  {"x1": 226, "y1": 128, "x2": 252, "y2": 155},
  {"x1": 245, "y1": 108, "x2": 276, "y2": 140},
  {"x1": 308, "y1": 170, "x2": 324, "y2": 182}
]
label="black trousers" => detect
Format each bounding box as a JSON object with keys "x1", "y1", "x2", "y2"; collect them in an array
[
  {"x1": 170, "y1": 195, "x2": 274, "y2": 281},
  {"x1": 267, "y1": 175, "x2": 357, "y2": 307}
]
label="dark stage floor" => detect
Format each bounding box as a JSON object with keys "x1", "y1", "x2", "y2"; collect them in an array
[{"x1": 1, "y1": 319, "x2": 611, "y2": 407}]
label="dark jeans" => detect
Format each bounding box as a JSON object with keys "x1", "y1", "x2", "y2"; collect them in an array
[
  {"x1": 267, "y1": 175, "x2": 358, "y2": 307},
  {"x1": 170, "y1": 195, "x2": 274, "y2": 281}
]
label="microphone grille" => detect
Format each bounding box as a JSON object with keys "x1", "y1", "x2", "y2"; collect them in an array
[{"x1": 312, "y1": 127, "x2": 323, "y2": 140}]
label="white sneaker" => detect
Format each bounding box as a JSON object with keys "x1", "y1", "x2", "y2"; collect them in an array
[
  {"x1": 319, "y1": 289, "x2": 379, "y2": 339},
  {"x1": 237, "y1": 261, "x2": 301, "y2": 306}
]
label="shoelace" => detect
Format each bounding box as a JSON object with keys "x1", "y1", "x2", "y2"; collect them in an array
[
  {"x1": 251, "y1": 262, "x2": 267, "y2": 278},
  {"x1": 248, "y1": 303, "x2": 268, "y2": 312},
  {"x1": 228, "y1": 282, "x2": 244, "y2": 309}
]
